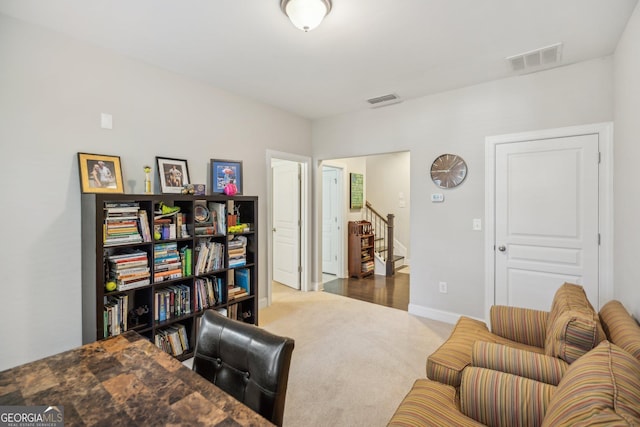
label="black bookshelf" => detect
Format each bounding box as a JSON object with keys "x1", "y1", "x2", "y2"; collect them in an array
[{"x1": 81, "y1": 193, "x2": 258, "y2": 360}]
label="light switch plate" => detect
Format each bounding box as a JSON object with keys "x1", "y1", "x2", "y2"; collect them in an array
[
  {"x1": 101, "y1": 113, "x2": 113, "y2": 129},
  {"x1": 473, "y1": 218, "x2": 482, "y2": 231}
]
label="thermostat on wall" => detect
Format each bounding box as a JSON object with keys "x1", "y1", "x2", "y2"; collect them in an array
[{"x1": 431, "y1": 193, "x2": 444, "y2": 203}]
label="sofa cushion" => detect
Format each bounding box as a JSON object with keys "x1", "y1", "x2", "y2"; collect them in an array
[
  {"x1": 544, "y1": 282, "x2": 606, "y2": 363},
  {"x1": 541, "y1": 341, "x2": 640, "y2": 427},
  {"x1": 460, "y1": 366, "x2": 555, "y2": 426},
  {"x1": 427, "y1": 317, "x2": 542, "y2": 387},
  {"x1": 472, "y1": 341, "x2": 569, "y2": 386},
  {"x1": 599, "y1": 300, "x2": 640, "y2": 361},
  {"x1": 388, "y1": 379, "x2": 483, "y2": 426}
]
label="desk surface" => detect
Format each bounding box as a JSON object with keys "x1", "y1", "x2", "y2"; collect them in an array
[{"x1": 0, "y1": 331, "x2": 273, "y2": 426}]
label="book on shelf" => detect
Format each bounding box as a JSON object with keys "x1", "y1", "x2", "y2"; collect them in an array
[
  {"x1": 138, "y1": 210, "x2": 152, "y2": 242},
  {"x1": 180, "y1": 246, "x2": 192, "y2": 276},
  {"x1": 195, "y1": 276, "x2": 222, "y2": 310},
  {"x1": 228, "y1": 286, "x2": 248, "y2": 300},
  {"x1": 103, "y1": 295, "x2": 128, "y2": 338},
  {"x1": 234, "y1": 268, "x2": 250, "y2": 293},
  {"x1": 194, "y1": 240, "x2": 224, "y2": 275},
  {"x1": 103, "y1": 203, "x2": 145, "y2": 246},
  {"x1": 104, "y1": 202, "x2": 140, "y2": 213},
  {"x1": 155, "y1": 323, "x2": 189, "y2": 357},
  {"x1": 116, "y1": 278, "x2": 151, "y2": 292},
  {"x1": 210, "y1": 202, "x2": 226, "y2": 236},
  {"x1": 107, "y1": 250, "x2": 151, "y2": 290},
  {"x1": 154, "y1": 242, "x2": 182, "y2": 282}
]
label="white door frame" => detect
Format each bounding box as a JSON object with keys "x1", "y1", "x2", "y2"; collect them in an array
[
  {"x1": 266, "y1": 150, "x2": 311, "y2": 307},
  {"x1": 484, "y1": 122, "x2": 613, "y2": 321}
]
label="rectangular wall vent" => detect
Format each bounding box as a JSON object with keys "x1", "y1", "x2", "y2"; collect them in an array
[
  {"x1": 507, "y1": 42, "x2": 563, "y2": 74},
  {"x1": 366, "y1": 93, "x2": 402, "y2": 108}
]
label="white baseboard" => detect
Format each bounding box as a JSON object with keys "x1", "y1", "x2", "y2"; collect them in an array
[
  {"x1": 408, "y1": 303, "x2": 486, "y2": 324},
  {"x1": 259, "y1": 297, "x2": 269, "y2": 309}
]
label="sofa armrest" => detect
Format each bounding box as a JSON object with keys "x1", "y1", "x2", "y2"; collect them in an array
[
  {"x1": 460, "y1": 367, "x2": 556, "y2": 426},
  {"x1": 491, "y1": 305, "x2": 548, "y2": 348},
  {"x1": 472, "y1": 341, "x2": 569, "y2": 386}
]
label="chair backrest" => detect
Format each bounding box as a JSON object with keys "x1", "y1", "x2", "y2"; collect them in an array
[{"x1": 192, "y1": 310, "x2": 295, "y2": 426}]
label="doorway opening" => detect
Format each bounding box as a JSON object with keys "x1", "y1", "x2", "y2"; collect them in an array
[
  {"x1": 320, "y1": 151, "x2": 411, "y2": 311},
  {"x1": 266, "y1": 150, "x2": 311, "y2": 307}
]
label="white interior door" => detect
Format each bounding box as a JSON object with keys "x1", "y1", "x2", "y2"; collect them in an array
[
  {"x1": 322, "y1": 167, "x2": 339, "y2": 275},
  {"x1": 273, "y1": 160, "x2": 301, "y2": 289},
  {"x1": 494, "y1": 134, "x2": 599, "y2": 311}
]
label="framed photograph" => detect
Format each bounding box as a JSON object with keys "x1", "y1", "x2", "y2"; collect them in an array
[
  {"x1": 210, "y1": 159, "x2": 243, "y2": 194},
  {"x1": 78, "y1": 152, "x2": 124, "y2": 194},
  {"x1": 156, "y1": 157, "x2": 190, "y2": 194},
  {"x1": 350, "y1": 173, "x2": 364, "y2": 209}
]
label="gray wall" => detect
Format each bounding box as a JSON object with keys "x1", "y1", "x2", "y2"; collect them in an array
[
  {"x1": 313, "y1": 57, "x2": 614, "y2": 320},
  {"x1": 0, "y1": 14, "x2": 311, "y2": 371},
  {"x1": 614, "y1": 4, "x2": 640, "y2": 318}
]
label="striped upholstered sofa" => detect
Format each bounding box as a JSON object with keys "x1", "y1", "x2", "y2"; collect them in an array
[
  {"x1": 426, "y1": 283, "x2": 606, "y2": 388},
  {"x1": 388, "y1": 288, "x2": 640, "y2": 426}
]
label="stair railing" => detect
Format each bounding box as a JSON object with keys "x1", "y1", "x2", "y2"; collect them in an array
[{"x1": 364, "y1": 201, "x2": 395, "y2": 276}]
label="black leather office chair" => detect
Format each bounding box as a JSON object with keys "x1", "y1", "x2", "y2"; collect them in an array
[{"x1": 192, "y1": 310, "x2": 295, "y2": 426}]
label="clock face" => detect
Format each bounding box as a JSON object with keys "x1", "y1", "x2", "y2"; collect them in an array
[{"x1": 430, "y1": 154, "x2": 467, "y2": 188}]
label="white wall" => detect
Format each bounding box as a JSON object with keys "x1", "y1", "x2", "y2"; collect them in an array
[
  {"x1": 0, "y1": 14, "x2": 311, "y2": 371},
  {"x1": 313, "y1": 58, "x2": 614, "y2": 320},
  {"x1": 614, "y1": 4, "x2": 640, "y2": 318}
]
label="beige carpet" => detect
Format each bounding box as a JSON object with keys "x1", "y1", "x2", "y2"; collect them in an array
[{"x1": 259, "y1": 283, "x2": 453, "y2": 427}]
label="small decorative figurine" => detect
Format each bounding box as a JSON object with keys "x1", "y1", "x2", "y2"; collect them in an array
[
  {"x1": 129, "y1": 305, "x2": 150, "y2": 326},
  {"x1": 223, "y1": 180, "x2": 238, "y2": 195},
  {"x1": 144, "y1": 165, "x2": 152, "y2": 194}
]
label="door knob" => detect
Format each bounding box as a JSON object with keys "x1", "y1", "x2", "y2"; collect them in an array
[
  {"x1": 272, "y1": 228, "x2": 276, "y2": 232},
  {"x1": 498, "y1": 245, "x2": 506, "y2": 252}
]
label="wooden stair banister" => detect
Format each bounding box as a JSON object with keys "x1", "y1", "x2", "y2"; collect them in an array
[{"x1": 364, "y1": 201, "x2": 396, "y2": 276}]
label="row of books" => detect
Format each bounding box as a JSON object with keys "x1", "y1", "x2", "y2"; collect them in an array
[
  {"x1": 228, "y1": 286, "x2": 248, "y2": 300},
  {"x1": 155, "y1": 323, "x2": 189, "y2": 357},
  {"x1": 108, "y1": 250, "x2": 151, "y2": 291},
  {"x1": 360, "y1": 249, "x2": 372, "y2": 261},
  {"x1": 195, "y1": 276, "x2": 222, "y2": 311},
  {"x1": 154, "y1": 284, "x2": 192, "y2": 322},
  {"x1": 154, "y1": 242, "x2": 182, "y2": 282},
  {"x1": 103, "y1": 202, "x2": 147, "y2": 246},
  {"x1": 361, "y1": 260, "x2": 375, "y2": 272},
  {"x1": 228, "y1": 236, "x2": 247, "y2": 268},
  {"x1": 103, "y1": 295, "x2": 128, "y2": 338},
  {"x1": 194, "y1": 240, "x2": 224, "y2": 275}
]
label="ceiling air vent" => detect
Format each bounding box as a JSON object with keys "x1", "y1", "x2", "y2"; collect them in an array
[
  {"x1": 366, "y1": 93, "x2": 402, "y2": 108},
  {"x1": 506, "y1": 42, "x2": 563, "y2": 74}
]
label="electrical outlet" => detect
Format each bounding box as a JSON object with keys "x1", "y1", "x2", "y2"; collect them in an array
[{"x1": 439, "y1": 281, "x2": 448, "y2": 294}]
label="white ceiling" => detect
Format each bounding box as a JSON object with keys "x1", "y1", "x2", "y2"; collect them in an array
[{"x1": 1, "y1": 0, "x2": 637, "y2": 119}]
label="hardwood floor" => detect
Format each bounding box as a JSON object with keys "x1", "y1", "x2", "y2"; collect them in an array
[{"x1": 322, "y1": 270, "x2": 410, "y2": 311}]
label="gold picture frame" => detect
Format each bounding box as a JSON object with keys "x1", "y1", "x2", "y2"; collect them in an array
[{"x1": 78, "y1": 152, "x2": 124, "y2": 194}]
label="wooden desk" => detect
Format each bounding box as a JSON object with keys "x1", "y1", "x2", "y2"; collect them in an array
[{"x1": 0, "y1": 331, "x2": 273, "y2": 426}]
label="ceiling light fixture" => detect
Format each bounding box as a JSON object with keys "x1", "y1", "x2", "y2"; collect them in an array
[{"x1": 280, "y1": 0, "x2": 332, "y2": 32}]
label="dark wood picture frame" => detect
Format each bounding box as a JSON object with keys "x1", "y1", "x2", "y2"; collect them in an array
[
  {"x1": 78, "y1": 152, "x2": 124, "y2": 194},
  {"x1": 156, "y1": 156, "x2": 190, "y2": 194},
  {"x1": 210, "y1": 159, "x2": 243, "y2": 194}
]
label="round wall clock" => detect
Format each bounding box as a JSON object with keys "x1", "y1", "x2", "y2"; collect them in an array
[{"x1": 430, "y1": 154, "x2": 468, "y2": 188}]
